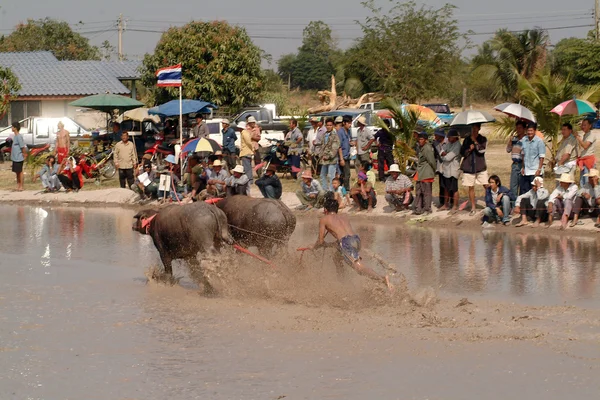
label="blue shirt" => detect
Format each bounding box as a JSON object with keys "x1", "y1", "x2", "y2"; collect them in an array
[
  {"x1": 521, "y1": 135, "x2": 546, "y2": 176},
  {"x1": 11, "y1": 134, "x2": 25, "y2": 162},
  {"x1": 337, "y1": 127, "x2": 351, "y2": 160},
  {"x1": 222, "y1": 127, "x2": 237, "y2": 153}
]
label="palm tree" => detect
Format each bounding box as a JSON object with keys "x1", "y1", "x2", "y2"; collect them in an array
[{"x1": 471, "y1": 29, "x2": 549, "y2": 100}]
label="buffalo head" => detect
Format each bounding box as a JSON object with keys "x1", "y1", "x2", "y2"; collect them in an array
[{"x1": 132, "y1": 208, "x2": 159, "y2": 235}]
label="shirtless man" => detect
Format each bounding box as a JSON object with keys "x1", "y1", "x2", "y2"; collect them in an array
[
  {"x1": 55, "y1": 121, "x2": 70, "y2": 164},
  {"x1": 308, "y1": 193, "x2": 392, "y2": 290}
]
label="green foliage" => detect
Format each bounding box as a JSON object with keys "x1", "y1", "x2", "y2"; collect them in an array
[
  {"x1": 100, "y1": 40, "x2": 116, "y2": 61},
  {"x1": 378, "y1": 98, "x2": 421, "y2": 173},
  {"x1": 0, "y1": 18, "x2": 100, "y2": 60},
  {"x1": 551, "y1": 37, "x2": 600, "y2": 86},
  {"x1": 470, "y1": 28, "x2": 549, "y2": 101},
  {"x1": 347, "y1": 0, "x2": 466, "y2": 101},
  {"x1": 0, "y1": 66, "x2": 21, "y2": 121},
  {"x1": 141, "y1": 21, "x2": 265, "y2": 108}
]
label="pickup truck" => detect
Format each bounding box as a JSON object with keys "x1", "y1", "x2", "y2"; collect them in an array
[
  {"x1": 422, "y1": 103, "x2": 455, "y2": 125},
  {"x1": 231, "y1": 104, "x2": 299, "y2": 141},
  {"x1": 0, "y1": 117, "x2": 94, "y2": 148}
]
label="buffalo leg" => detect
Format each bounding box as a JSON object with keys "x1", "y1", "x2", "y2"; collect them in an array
[
  {"x1": 186, "y1": 256, "x2": 215, "y2": 295},
  {"x1": 160, "y1": 255, "x2": 174, "y2": 275}
]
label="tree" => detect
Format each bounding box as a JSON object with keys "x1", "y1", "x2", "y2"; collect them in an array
[
  {"x1": 140, "y1": 21, "x2": 265, "y2": 108},
  {"x1": 0, "y1": 66, "x2": 21, "y2": 122},
  {"x1": 0, "y1": 18, "x2": 100, "y2": 60},
  {"x1": 471, "y1": 28, "x2": 549, "y2": 100},
  {"x1": 377, "y1": 98, "x2": 420, "y2": 173},
  {"x1": 100, "y1": 40, "x2": 117, "y2": 61},
  {"x1": 277, "y1": 53, "x2": 296, "y2": 83},
  {"x1": 551, "y1": 36, "x2": 600, "y2": 86}
]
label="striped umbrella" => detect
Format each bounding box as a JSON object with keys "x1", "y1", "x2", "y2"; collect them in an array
[
  {"x1": 182, "y1": 137, "x2": 221, "y2": 154},
  {"x1": 550, "y1": 99, "x2": 596, "y2": 116}
]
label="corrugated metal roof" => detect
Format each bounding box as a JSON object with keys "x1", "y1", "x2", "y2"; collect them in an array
[{"x1": 0, "y1": 51, "x2": 142, "y2": 97}]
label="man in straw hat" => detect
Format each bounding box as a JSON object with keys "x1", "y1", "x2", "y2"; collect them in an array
[
  {"x1": 514, "y1": 176, "x2": 550, "y2": 228},
  {"x1": 296, "y1": 169, "x2": 325, "y2": 210},
  {"x1": 355, "y1": 115, "x2": 375, "y2": 174},
  {"x1": 384, "y1": 163, "x2": 413, "y2": 211},
  {"x1": 239, "y1": 117, "x2": 258, "y2": 194},
  {"x1": 224, "y1": 165, "x2": 250, "y2": 197},
  {"x1": 304, "y1": 192, "x2": 392, "y2": 291},
  {"x1": 255, "y1": 164, "x2": 282, "y2": 199},
  {"x1": 571, "y1": 168, "x2": 600, "y2": 228},
  {"x1": 547, "y1": 173, "x2": 579, "y2": 230},
  {"x1": 204, "y1": 159, "x2": 229, "y2": 199}
]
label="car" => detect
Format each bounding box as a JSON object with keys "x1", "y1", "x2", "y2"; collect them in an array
[{"x1": 422, "y1": 103, "x2": 455, "y2": 125}]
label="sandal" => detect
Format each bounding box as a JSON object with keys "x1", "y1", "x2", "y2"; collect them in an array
[{"x1": 469, "y1": 210, "x2": 477, "y2": 216}]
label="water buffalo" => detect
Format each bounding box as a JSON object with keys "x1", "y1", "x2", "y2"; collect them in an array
[
  {"x1": 132, "y1": 202, "x2": 233, "y2": 291},
  {"x1": 216, "y1": 196, "x2": 296, "y2": 257}
]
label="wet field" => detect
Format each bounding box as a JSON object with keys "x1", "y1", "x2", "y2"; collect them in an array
[{"x1": 1, "y1": 206, "x2": 599, "y2": 399}]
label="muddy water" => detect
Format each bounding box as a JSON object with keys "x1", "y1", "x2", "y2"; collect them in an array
[{"x1": 1, "y1": 206, "x2": 599, "y2": 399}]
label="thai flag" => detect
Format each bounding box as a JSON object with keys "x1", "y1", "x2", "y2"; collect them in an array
[{"x1": 156, "y1": 64, "x2": 182, "y2": 87}]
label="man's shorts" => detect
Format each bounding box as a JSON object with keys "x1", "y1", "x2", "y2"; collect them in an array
[
  {"x1": 12, "y1": 161, "x2": 23, "y2": 173},
  {"x1": 338, "y1": 234, "x2": 361, "y2": 265},
  {"x1": 462, "y1": 171, "x2": 489, "y2": 187}
]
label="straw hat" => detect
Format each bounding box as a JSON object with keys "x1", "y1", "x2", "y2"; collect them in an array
[
  {"x1": 301, "y1": 170, "x2": 313, "y2": 180},
  {"x1": 532, "y1": 177, "x2": 544, "y2": 187},
  {"x1": 558, "y1": 173, "x2": 575, "y2": 184},
  {"x1": 212, "y1": 160, "x2": 223, "y2": 167},
  {"x1": 584, "y1": 169, "x2": 600, "y2": 178},
  {"x1": 214, "y1": 150, "x2": 223, "y2": 156},
  {"x1": 247, "y1": 116, "x2": 257, "y2": 123},
  {"x1": 357, "y1": 116, "x2": 367, "y2": 126},
  {"x1": 387, "y1": 164, "x2": 401, "y2": 174},
  {"x1": 335, "y1": 116, "x2": 343, "y2": 123},
  {"x1": 222, "y1": 119, "x2": 230, "y2": 125},
  {"x1": 232, "y1": 165, "x2": 245, "y2": 174}
]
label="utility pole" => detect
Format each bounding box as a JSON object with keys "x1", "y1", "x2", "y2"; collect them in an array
[
  {"x1": 595, "y1": 0, "x2": 600, "y2": 41},
  {"x1": 118, "y1": 14, "x2": 124, "y2": 61}
]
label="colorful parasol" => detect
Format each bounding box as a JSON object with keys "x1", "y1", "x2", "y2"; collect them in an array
[
  {"x1": 550, "y1": 99, "x2": 596, "y2": 116},
  {"x1": 182, "y1": 137, "x2": 221, "y2": 154},
  {"x1": 404, "y1": 104, "x2": 444, "y2": 128}
]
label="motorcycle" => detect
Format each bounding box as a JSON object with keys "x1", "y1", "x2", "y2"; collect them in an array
[
  {"x1": 257, "y1": 139, "x2": 308, "y2": 177},
  {"x1": 77, "y1": 148, "x2": 116, "y2": 184},
  {"x1": 1, "y1": 140, "x2": 50, "y2": 161}
]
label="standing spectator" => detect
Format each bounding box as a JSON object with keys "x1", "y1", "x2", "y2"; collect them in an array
[
  {"x1": 110, "y1": 122, "x2": 122, "y2": 144},
  {"x1": 506, "y1": 120, "x2": 527, "y2": 197},
  {"x1": 285, "y1": 118, "x2": 303, "y2": 179},
  {"x1": 547, "y1": 173, "x2": 578, "y2": 230},
  {"x1": 114, "y1": 131, "x2": 138, "y2": 189},
  {"x1": 10, "y1": 121, "x2": 27, "y2": 191},
  {"x1": 55, "y1": 121, "x2": 70, "y2": 164},
  {"x1": 34, "y1": 155, "x2": 61, "y2": 192},
  {"x1": 384, "y1": 164, "x2": 413, "y2": 211},
  {"x1": 306, "y1": 117, "x2": 320, "y2": 172},
  {"x1": 520, "y1": 123, "x2": 545, "y2": 194},
  {"x1": 460, "y1": 123, "x2": 488, "y2": 215},
  {"x1": 221, "y1": 119, "x2": 237, "y2": 170},
  {"x1": 575, "y1": 118, "x2": 598, "y2": 187},
  {"x1": 413, "y1": 132, "x2": 436, "y2": 215},
  {"x1": 312, "y1": 117, "x2": 327, "y2": 175},
  {"x1": 225, "y1": 165, "x2": 250, "y2": 197},
  {"x1": 350, "y1": 172, "x2": 377, "y2": 212},
  {"x1": 319, "y1": 118, "x2": 342, "y2": 192},
  {"x1": 355, "y1": 116, "x2": 375, "y2": 174},
  {"x1": 439, "y1": 129, "x2": 461, "y2": 213},
  {"x1": 432, "y1": 129, "x2": 446, "y2": 207},
  {"x1": 554, "y1": 123, "x2": 578, "y2": 176},
  {"x1": 192, "y1": 114, "x2": 208, "y2": 139},
  {"x1": 482, "y1": 175, "x2": 515, "y2": 227},
  {"x1": 337, "y1": 116, "x2": 352, "y2": 192},
  {"x1": 374, "y1": 120, "x2": 395, "y2": 182},
  {"x1": 571, "y1": 169, "x2": 600, "y2": 227},
  {"x1": 239, "y1": 118, "x2": 256, "y2": 194},
  {"x1": 514, "y1": 176, "x2": 549, "y2": 227},
  {"x1": 255, "y1": 164, "x2": 282, "y2": 199},
  {"x1": 296, "y1": 170, "x2": 325, "y2": 210}
]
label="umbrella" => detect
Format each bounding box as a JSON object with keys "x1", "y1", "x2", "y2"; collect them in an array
[
  {"x1": 118, "y1": 107, "x2": 161, "y2": 124},
  {"x1": 403, "y1": 104, "x2": 444, "y2": 128},
  {"x1": 550, "y1": 99, "x2": 596, "y2": 116},
  {"x1": 494, "y1": 103, "x2": 536, "y2": 122},
  {"x1": 450, "y1": 110, "x2": 496, "y2": 126},
  {"x1": 69, "y1": 94, "x2": 144, "y2": 113},
  {"x1": 182, "y1": 137, "x2": 221, "y2": 154},
  {"x1": 148, "y1": 100, "x2": 217, "y2": 117}
]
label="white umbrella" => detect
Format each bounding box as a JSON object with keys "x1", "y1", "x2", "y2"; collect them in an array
[
  {"x1": 450, "y1": 110, "x2": 496, "y2": 126},
  {"x1": 118, "y1": 107, "x2": 161, "y2": 124},
  {"x1": 494, "y1": 103, "x2": 536, "y2": 123}
]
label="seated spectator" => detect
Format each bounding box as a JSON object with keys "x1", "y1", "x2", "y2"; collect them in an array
[
  {"x1": 255, "y1": 164, "x2": 282, "y2": 199},
  {"x1": 295, "y1": 170, "x2": 325, "y2": 210},
  {"x1": 384, "y1": 163, "x2": 413, "y2": 211},
  {"x1": 482, "y1": 175, "x2": 515, "y2": 227},
  {"x1": 225, "y1": 165, "x2": 250, "y2": 197},
  {"x1": 57, "y1": 157, "x2": 83, "y2": 193},
  {"x1": 571, "y1": 169, "x2": 600, "y2": 227},
  {"x1": 332, "y1": 177, "x2": 349, "y2": 209},
  {"x1": 186, "y1": 155, "x2": 207, "y2": 200},
  {"x1": 360, "y1": 161, "x2": 377, "y2": 185},
  {"x1": 514, "y1": 177, "x2": 549, "y2": 227},
  {"x1": 157, "y1": 154, "x2": 184, "y2": 202},
  {"x1": 547, "y1": 173, "x2": 579, "y2": 230},
  {"x1": 132, "y1": 161, "x2": 158, "y2": 200},
  {"x1": 34, "y1": 155, "x2": 61, "y2": 192},
  {"x1": 203, "y1": 159, "x2": 229, "y2": 199},
  {"x1": 351, "y1": 171, "x2": 377, "y2": 212}
]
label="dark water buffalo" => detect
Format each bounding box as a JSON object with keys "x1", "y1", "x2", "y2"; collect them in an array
[
  {"x1": 216, "y1": 196, "x2": 296, "y2": 257},
  {"x1": 132, "y1": 202, "x2": 233, "y2": 290}
]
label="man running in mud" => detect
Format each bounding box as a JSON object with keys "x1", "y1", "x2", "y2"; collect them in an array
[{"x1": 308, "y1": 193, "x2": 392, "y2": 290}]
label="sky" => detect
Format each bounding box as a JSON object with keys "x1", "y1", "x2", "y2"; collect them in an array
[{"x1": 0, "y1": 0, "x2": 596, "y2": 67}]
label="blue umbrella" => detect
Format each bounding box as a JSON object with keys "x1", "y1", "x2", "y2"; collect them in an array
[{"x1": 148, "y1": 99, "x2": 217, "y2": 117}]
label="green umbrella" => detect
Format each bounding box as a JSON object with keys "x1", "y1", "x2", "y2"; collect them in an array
[{"x1": 69, "y1": 94, "x2": 144, "y2": 113}]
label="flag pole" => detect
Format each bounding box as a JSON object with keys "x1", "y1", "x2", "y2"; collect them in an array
[{"x1": 179, "y1": 84, "x2": 183, "y2": 164}]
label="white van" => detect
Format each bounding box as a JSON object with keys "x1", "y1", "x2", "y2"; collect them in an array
[{"x1": 0, "y1": 117, "x2": 93, "y2": 147}]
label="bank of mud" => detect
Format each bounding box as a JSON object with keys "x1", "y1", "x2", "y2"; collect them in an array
[{"x1": 3, "y1": 188, "x2": 600, "y2": 237}]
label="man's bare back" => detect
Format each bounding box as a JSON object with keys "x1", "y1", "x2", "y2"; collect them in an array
[{"x1": 319, "y1": 213, "x2": 354, "y2": 243}]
